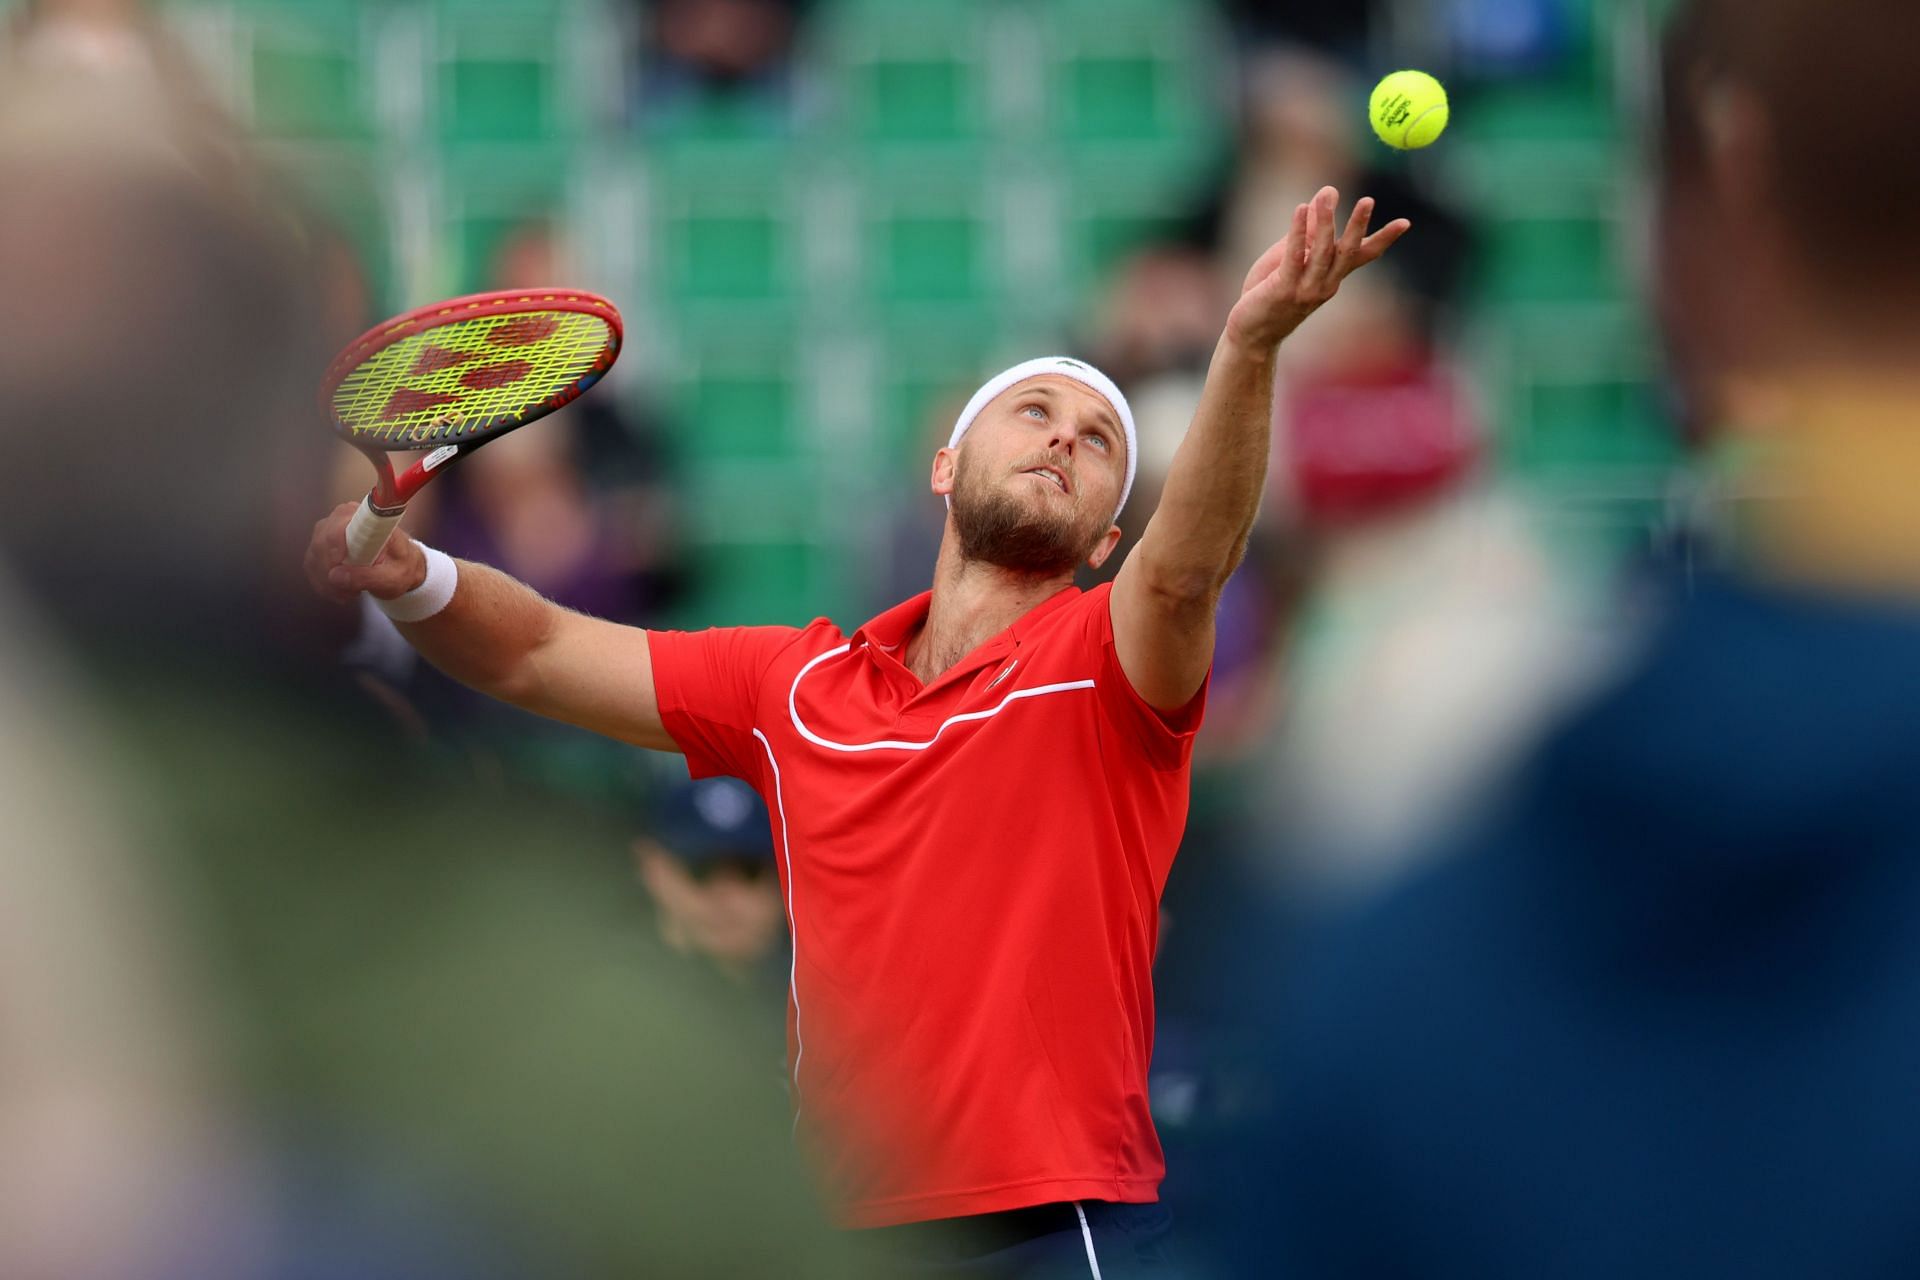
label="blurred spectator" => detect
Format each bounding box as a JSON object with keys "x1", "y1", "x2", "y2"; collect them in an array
[
  {"x1": 631, "y1": 0, "x2": 815, "y2": 131},
  {"x1": 1215, "y1": 51, "x2": 1366, "y2": 270},
  {"x1": 3, "y1": 0, "x2": 225, "y2": 118},
  {"x1": 432, "y1": 219, "x2": 683, "y2": 625},
  {"x1": 1208, "y1": 1, "x2": 1920, "y2": 1275},
  {"x1": 1216, "y1": 0, "x2": 1377, "y2": 61},
  {"x1": 1237, "y1": 273, "x2": 1590, "y2": 885},
  {"x1": 0, "y1": 65, "x2": 859, "y2": 1280},
  {"x1": 0, "y1": 579, "x2": 265, "y2": 1280},
  {"x1": 1250, "y1": 484, "x2": 1586, "y2": 893},
  {"x1": 634, "y1": 777, "x2": 787, "y2": 988},
  {"x1": 1444, "y1": 0, "x2": 1580, "y2": 80},
  {"x1": 1278, "y1": 278, "x2": 1477, "y2": 526},
  {"x1": 1088, "y1": 246, "x2": 1229, "y2": 391}
]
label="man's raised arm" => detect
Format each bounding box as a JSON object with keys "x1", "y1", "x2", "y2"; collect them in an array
[
  {"x1": 303, "y1": 502, "x2": 677, "y2": 752},
  {"x1": 1110, "y1": 186, "x2": 1409, "y2": 711}
]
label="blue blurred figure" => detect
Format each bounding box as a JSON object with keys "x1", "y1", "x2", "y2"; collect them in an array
[
  {"x1": 635, "y1": 777, "x2": 788, "y2": 990},
  {"x1": 1207, "y1": 0, "x2": 1920, "y2": 1275}
]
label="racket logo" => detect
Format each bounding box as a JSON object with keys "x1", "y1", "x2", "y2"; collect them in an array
[
  {"x1": 382, "y1": 354, "x2": 536, "y2": 425},
  {"x1": 351, "y1": 314, "x2": 594, "y2": 435}
]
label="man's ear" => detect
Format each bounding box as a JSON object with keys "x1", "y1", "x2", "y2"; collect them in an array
[
  {"x1": 931, "y1": 446, "x2": 959, "y2": 497},
  {"x1": 1085, "y1": 524, "x2": 1124, "y2": 571}
]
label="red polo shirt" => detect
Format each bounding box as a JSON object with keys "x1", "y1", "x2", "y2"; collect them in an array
[{"x1": 646, "y1": 582, "x2": 1204, "y2": 1227}]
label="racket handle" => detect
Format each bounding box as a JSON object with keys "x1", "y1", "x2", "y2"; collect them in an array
[{"x1": 345, "y1": 495, "x2": 406, "y2": 566}]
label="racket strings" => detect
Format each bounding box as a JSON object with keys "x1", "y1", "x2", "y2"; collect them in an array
[{"x1": 332, "y1": 310, "x2": 615, "y2": 443}]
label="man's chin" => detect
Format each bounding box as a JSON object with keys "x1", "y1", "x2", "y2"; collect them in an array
[{"x1": 953, "y1": 488, "x2": 1095, "y2": 575}]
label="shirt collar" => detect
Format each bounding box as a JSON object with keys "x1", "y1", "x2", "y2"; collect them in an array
[
  {"x1": 852, "y1": 591, "x2": 933, "y2": 654},
  {"x1": 851, "y1": 584, "x2": 1084, "y2": 654}
]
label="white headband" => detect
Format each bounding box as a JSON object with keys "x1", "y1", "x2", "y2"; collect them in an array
[{"x1": 946, "y1": 356, "x2": 1138, "y2": 518}]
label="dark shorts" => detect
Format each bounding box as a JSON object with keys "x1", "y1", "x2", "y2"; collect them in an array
[{"x1": 851, "y1": 1200, "x2": 1177, "y2": 1278}]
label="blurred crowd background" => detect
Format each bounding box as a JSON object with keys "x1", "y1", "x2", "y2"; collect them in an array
[{"x1": 0, "y1": 0, "x2": 1729, "y2": 1275}]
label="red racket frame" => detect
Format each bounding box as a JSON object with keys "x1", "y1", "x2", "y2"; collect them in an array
[{"x1": 321, "y1": 288, "x2": 624, "y2": 512}]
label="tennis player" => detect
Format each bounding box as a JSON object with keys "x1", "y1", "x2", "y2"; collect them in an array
[{"x1": 306, "y1": 186, "x2": 1405, "y2": 1275}]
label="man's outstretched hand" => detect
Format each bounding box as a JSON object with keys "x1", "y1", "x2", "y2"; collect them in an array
[{"x1": 1225, "y1": 185, "x2": 1410, "y2": 354}]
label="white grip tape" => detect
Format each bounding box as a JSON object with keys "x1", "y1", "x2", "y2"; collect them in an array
[
  {"x1": 345, "y1": 495, "x2": 404, "y2": 566},
  {"x1": 374, "y1": 544, "x2": 457, "y2": 624}
]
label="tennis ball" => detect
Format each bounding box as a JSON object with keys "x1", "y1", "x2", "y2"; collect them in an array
[{"x1": 1370, "y1": 70, "x2": 1449, "y2": 150}]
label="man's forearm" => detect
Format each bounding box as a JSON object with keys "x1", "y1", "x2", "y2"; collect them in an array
[
  {"x1": 395, "y1": 557, "x2": 565, "y2": 705},
  {"x1": 1131, "y1": 332, "x2": 1277, "y2": 599}
]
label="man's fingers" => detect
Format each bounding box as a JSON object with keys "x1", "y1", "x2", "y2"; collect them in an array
[
  {"x1": 1250, "y1": 201, "x2": 1311, "y2": 299},
  {"x1": 1357, "y1": 217, "x2": 1414, "y2": 264},
  {"x1": 1300, "y1": 186, "x2": 1340, "y2": 289},
  {"x1": 1231, "y1": 189, "x2": 1411, "y2": 349},
  {"x1": 1339, "y1": 197, "x2": 1375, "y2": 256},
  {"x1": 1280, "y1": 199, "x2": 1311, "y2": 279}
]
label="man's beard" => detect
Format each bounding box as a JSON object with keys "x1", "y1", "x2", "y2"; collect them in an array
[{"x1": 951, "y1": 450, "x2": 1106, "y2": 576}]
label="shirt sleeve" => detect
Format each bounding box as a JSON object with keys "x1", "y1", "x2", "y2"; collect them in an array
[
  {"x1": 646, "y1": 625, "x2": 805, "y2": 781},
  {"x1": 1084, "y1": 582, "x2": 1209, "y2": 771}
]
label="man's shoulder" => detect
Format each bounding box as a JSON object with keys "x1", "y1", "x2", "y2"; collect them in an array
[
  {"x1": 1014, "y1": 582, "x2": 1112, "y2": 650},
  {"x1": 668, "y1": 614, "x2": 848, "y2": 657},
  {"x1": 647, "y1": 616, "x2": 850, "y2": 709}
]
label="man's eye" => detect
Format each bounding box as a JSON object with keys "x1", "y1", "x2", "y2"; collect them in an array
[
  {"x1": 1085, "y1": 433, "x2": 1110, "y2": 451},
  {"x1": 1023, "y1": 405, "x2": 1046, "y2": 420}
]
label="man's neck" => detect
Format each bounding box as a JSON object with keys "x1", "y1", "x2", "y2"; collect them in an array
[
  {"x1": 903, "y1": 533, "x2": 1075, "y2": 685},
  {"x1": 1732, "y1": 370, "x2": 1920, "y2": 597}
]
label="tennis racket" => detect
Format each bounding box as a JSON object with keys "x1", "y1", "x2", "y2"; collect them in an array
[{"x1": 322, "y1": 288, "x2": 623, "y2": 565}]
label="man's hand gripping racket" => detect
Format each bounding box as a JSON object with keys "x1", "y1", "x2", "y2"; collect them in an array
[{"x1": 308, "y1": 288, "x2": 622, "y2": 600}]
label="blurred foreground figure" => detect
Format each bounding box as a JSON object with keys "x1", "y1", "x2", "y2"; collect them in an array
[
  {"x1": 0, "y1": 583, "x2": 263, "y2": 1280},
  {"x1": 635, "y1": 778, "x2": 786, "y2": 985},
  {"x1": 1212, "y1": 1, "x2": 1920, "y2": 1276},
  {"x1": 0, "y1": 65, "x2": 854, "y2": 1280}
]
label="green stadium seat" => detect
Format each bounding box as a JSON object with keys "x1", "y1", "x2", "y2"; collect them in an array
[
  {"x1": 1458, "y1": 83, "x2": 1620, "y2": 145},
  {"x1": 645, "y1": 142, "x2": 805, "y2": 310},
  {"x1": 1474, "y1": 215, "x2": 1616, "y2": 304},
  {"x1": 866, "y1": 322, "x2": 1000, "y2": 470},
  {"x1": 643, "y1": 92, "x2": 797, "y2": 144},
  {"x1": 1493, "y1": 301, "x2": 1659, "y2": 384},
  {"x1": 861, "y1": 191, "x2": 998, "y2": 307},
  {"x1": 883, "y1": 212, "x2": 982, "y2": 301},
  {"x1": 809, "y1": 0, "x2": 994, "y2": 143},
  {"x1": 436, "y1": 147, "x2": 572, "y2": 294},
  {"x1": 825, "y1": 144, "x2": 1030, "y2": 318},
  {"x1": 672, "y1": 454, "x2": 847, "y2": 626},
  {"x1": 1504, "y1": 378, "x2": 1677, "y2": 475},
  {"x1": 1033, "y1": 0, "x2": 1225, "y2": 148},
  {"x1": 680, "y1": 539, "x2": 836, "y2": 628},
  {"x1": 430, "y1": 0, "x2": 591, "y2": 145},
  {"x1": 239, "y1": 1, "x2": 376, "y2": 142},
  {"x1": 1058, "y1": 157, "x2": 1208, "y2": 295},
  {"x1": 664, "y1": 354, "x2": 802, "y2": 462},
  {"x1": 442, "y1": 57, "x2": 555, "y2": 144}
]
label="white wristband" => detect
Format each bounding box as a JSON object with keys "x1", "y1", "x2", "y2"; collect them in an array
[{"x1": 374, "y1": 544, "x2": 457, "y2": 623}]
